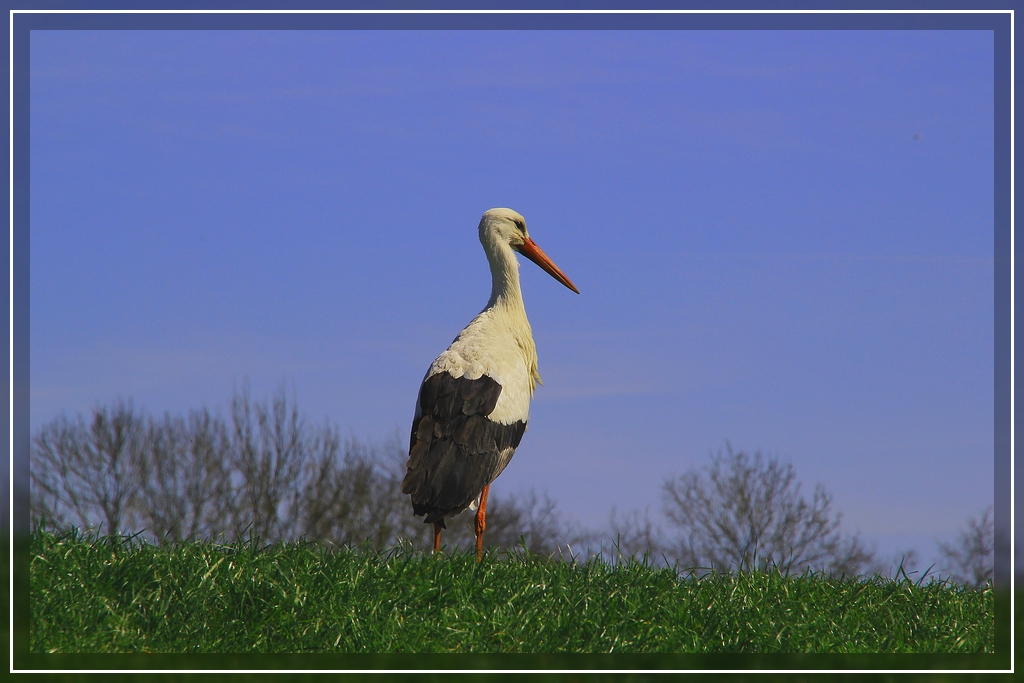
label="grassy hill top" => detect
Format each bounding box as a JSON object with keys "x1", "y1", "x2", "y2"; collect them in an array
[{"x1": 30, "y1": 529, "x2": 993, "y2": 655}]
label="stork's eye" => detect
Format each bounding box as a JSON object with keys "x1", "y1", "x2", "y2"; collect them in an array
[{"x1": 513, "y1": 219, "x2": 526, "y2": 233}]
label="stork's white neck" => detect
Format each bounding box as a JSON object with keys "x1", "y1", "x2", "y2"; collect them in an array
[
  {"x1": 479, "y1": 233, "x2": 541, "y2": 393},
  {"x1": 473, "y1": 214, "x2": 542, "y2": 393},
  {"x1": 484, "y1": 239, "x2": 525, "y2": 311}
]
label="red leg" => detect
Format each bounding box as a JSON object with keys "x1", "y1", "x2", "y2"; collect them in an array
[
  {"x1": 475, "y1": 484, "x2": 490, "y2": 562},
  {"x1": 433, "y1": 521, "x2": 443, "y2": 553}
]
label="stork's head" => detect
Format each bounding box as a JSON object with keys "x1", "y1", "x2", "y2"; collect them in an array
[{"x1": 478, "y1": 208, "x2": 579, "y2": 294}]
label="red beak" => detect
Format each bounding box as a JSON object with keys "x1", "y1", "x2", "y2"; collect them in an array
[{"x1": 518, "y1": 237, "x2": 579, "y2": 294}]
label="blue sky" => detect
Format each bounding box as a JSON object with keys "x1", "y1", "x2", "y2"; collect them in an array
[{"x1": 29, "y1": 29, "x2": 994, "y2": 565}]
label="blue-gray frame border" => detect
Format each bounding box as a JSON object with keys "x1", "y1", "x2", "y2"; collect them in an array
[{"x1": 8, "y1": 8, "x2": 1012, "y2": 672}]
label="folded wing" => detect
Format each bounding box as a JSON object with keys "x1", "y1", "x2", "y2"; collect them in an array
[{"x1": 402, "y1": 371, "x2": 526, "y2": 526}]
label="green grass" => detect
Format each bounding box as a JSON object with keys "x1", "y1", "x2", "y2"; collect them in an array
[{"x1": 30, "y1": 528, "x2": 993, "y2": 654}]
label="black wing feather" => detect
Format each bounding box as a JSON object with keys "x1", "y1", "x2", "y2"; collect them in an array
[{"x1": 402, "y1": 372, "x2": 526, "y2": 525}]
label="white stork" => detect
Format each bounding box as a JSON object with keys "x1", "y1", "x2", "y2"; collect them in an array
[{"x1": 401, "y1": 208, "x2": 578, "y2": 560}]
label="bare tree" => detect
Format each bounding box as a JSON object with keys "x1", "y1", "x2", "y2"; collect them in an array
[
  {"x1": 938, "y1": 506, "x2": 993, "y2": 587},
  {"x1": 226, "y1": 386, "x2": 307, "y2": 542},
  {"x1": 661, "y1": 445, "x2": 875, "y2": 576},
  {"x1": 299, "y1": 434, "x2": 420, "y2": 548},
  {"x1": 580, "y1": 507, "x2": 668, "y2": 565},
  {"x1": 136, "y1": 409, "x2": 231, "y2": 541},
  {"x1": 30, "y1": 388, "x2": 586, "y2": 555},
  {"x1": 30, "y1": 398, "x2": 145, "y2": 534}
]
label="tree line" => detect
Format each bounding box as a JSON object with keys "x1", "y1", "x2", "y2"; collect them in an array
[
  {"x1": 30, "y1": 388, "x2": 570, "y2": 555},
  {"x1": 30, "y1": 389, "x2": 994, "y2": 585}
]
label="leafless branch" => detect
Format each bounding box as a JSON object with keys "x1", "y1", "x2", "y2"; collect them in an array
[
  {"x1": 938, "y1": 506, "x2": 993, "y2": 587},
  {"x1": 661, "y1": 445, "x2": 875, "y2": 576}
]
